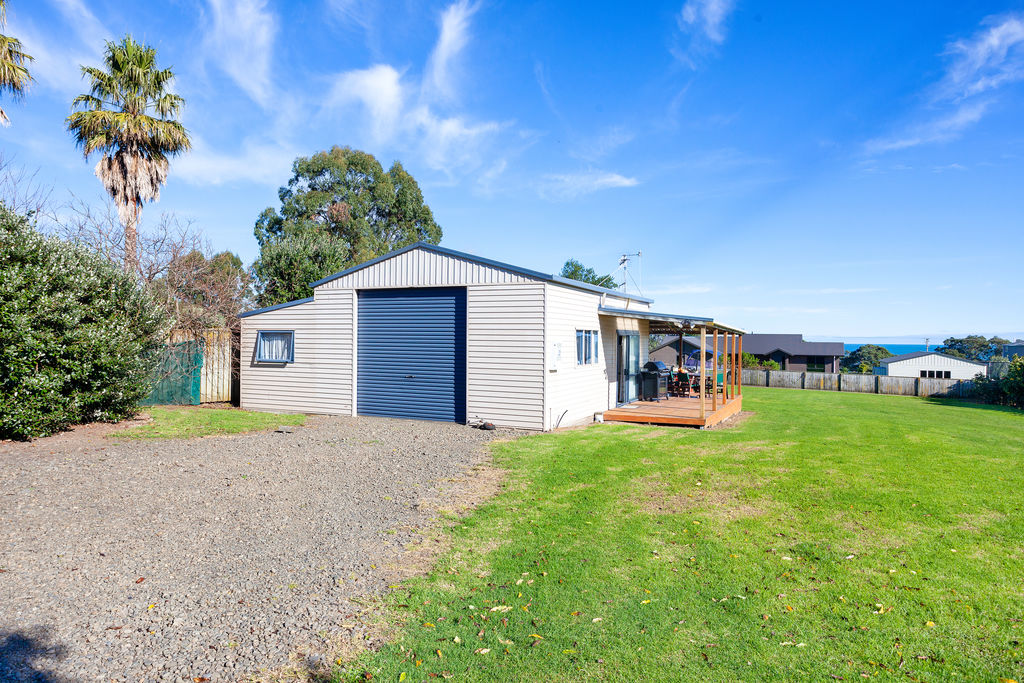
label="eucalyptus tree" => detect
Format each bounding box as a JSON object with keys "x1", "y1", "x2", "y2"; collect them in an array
[
  {"x1": 66, "y1": 36, "x2": 191, "y2": 274},
  {"x1": 0, "y1": 0, "x2": 34, "y2": 126}
]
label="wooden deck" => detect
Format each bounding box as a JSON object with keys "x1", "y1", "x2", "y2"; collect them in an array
[{"x1": 602, "y1": 394, "x2": 743, "y2": 428}]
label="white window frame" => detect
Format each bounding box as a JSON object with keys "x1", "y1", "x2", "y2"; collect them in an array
[{"x1": 576, "y1": 329, "x2": 599, "y2": 365}]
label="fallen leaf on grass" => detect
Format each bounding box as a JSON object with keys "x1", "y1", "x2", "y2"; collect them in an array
[
  {"x1": 422, "y1": 623, "x2": 434, "y2": 628},
  {"x1": 436, "y1": 650, "x2": 442, "y2": 658},
  {"x1": 529, "y1": 634, "x2": 543, "y2": 639},
  {"x1": 490, "y1": 605, "x2": 512, "y2": 612},
  {"x1": 926, "y1": 621, "x2": 936, "y2": 627},
  {"x1": 399, "y1": 673, "x2": 407, "y2": 682},
  {"x1": 474, "y1": 648, "x2": 490, "y2": 655},
  {"x1": 592, "y1": 618, "x2": 603, "y2": 623}
]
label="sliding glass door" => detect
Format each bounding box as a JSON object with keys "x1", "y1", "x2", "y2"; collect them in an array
[{"x1": 617, "y1": 333, "x2": 640, "y2": 404}]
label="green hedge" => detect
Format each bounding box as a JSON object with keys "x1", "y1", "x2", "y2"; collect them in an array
[{"x1": 0, "y1": 205, "x2": 168, "y2": 440}]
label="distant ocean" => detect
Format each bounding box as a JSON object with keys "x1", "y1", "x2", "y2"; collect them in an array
[{"x1": 843, "y1": 343, "x2": 929, "y2": 355}]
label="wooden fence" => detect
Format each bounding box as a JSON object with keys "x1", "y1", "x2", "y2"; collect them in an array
[
  {"x1": 741, "y1": 369, "x2": 974, "y2": 399},
  {"x1": 147, "y1": 328, "x2": 233, "y2": 405}
]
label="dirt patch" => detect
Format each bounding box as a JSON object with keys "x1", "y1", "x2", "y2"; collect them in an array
[
  {"x1": 955, "y1": 510, "x2": 1007, "y2": 531},
  {"x1": 0, "y1": 414, "x2": 153, "y2": 456},
  {"x1": 706, "y1": 410, "x2": 755, "y2": 430},
  {"x1": 632, "y1": 475, "x2": 766, "y2": 521}
]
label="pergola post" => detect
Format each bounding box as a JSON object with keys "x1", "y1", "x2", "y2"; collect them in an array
[
  {"x1": 738, "y1": 334, "x2": 743, "y2": 396},
  {"x1": 677, "y1": 331, "x2": 683, "y2": 371},
  {"x1": 725, "y1": 333, "x2": 731, "y2": 401},
  {"x1": 699, "y1": 326, "x2": 706, "y2": 420},
  {"x1": 733, "y1": 331, "x2": 741, "y2": 397},
  {"x1": 712, "y1": 329, "x2": 719, "y2": 411}
]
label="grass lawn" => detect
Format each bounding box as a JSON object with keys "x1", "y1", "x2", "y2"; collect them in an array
[
  {"x1": 341, "y1": 387, "x2": 1024, "y2": 682},
  {"x1": 114, "y1": 405, "x2": 305, "y2": 439}
]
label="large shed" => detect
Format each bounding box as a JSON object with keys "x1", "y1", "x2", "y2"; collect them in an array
[
  {"x1": 873, "y1": 351, "x2": 986, "y2": 380},
  {"x1": 239, "y1": 243, "x2": 741, "y2": 430}
]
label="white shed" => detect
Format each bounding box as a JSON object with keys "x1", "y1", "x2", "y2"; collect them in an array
[
  {"x1": 238, "y1": 242, "x2": 740, "y2": 430},
  {"x1": 873, "y1": 351, "x2": 986, "y2": 380}
]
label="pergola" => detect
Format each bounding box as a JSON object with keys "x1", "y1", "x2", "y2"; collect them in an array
[{"x1": 598, "y1": 306, "x2": 746, "y2": 422}]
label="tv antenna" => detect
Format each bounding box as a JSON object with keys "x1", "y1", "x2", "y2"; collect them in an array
[{"x1": 614, "y1": 250, "x2": 643, "y2": 296}]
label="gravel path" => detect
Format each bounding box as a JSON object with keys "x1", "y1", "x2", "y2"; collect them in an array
[{"x1": 0, "y1": 416, "x2": 504, "y2": 682}]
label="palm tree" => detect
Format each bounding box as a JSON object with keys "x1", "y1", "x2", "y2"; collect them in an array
[
  {"x1": 67, "y1": 36, "x2": 191, "y2": 274},
  {"x1": 0, "y1": 0, "x2": 34, "y2": 126}
]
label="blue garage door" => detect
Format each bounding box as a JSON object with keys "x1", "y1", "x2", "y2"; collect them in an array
[{"x1": 357, "y1": 288, "x2": 467, "y2": 422}]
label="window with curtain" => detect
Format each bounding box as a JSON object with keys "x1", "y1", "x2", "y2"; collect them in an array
[
  {"x1": 576, "y1": 330, "x2": 599, "y2": 365},
  {"x1": 256, "y1": 330, "x2": 295, "y2": 363}
]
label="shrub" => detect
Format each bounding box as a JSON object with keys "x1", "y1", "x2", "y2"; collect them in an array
[
  {"x1": 742, "y1": 352, "x2": 780, "y2": 371},
  {"x1": 0, "y1": 205, "x2": 168, "y2": 440}
]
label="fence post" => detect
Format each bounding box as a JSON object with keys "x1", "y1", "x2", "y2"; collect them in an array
[
  {"x1": 915, "y1": 378, "x2": 921, "y2": 397},
  {"x1": 801, "y1": 372, "x2": 807, "y2": 389},
  {"x1": 875, "y1": 375, "x2": 880, "y2": 394}
]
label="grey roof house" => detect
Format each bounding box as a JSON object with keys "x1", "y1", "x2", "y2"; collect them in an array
[
  {"x1": 651, "y1": 333, "x2": 844, "y2": 373},
  {"x1": 1004, "y1": 339, "x2": 1024, "y2": 359}
]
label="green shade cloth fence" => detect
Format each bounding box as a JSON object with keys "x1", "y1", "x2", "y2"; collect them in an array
[{"x1": 141, "y1": 340, "x2": 203, "y2": 406}]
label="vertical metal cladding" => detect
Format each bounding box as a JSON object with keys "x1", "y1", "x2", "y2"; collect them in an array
[{"x1": 357, "y1": 287, "x2": 467, "y2": 422}]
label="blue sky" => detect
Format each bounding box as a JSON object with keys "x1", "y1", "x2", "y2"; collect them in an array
[{"x1": 4, "y1": 0, "x2": 1024, "y2": 340}]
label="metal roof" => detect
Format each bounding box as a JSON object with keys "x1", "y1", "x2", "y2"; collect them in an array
[
  {"x1": 308, "y1": 242, "x2": 655, "y2": 303},
  {"x1": 653, "y1": 333, "x2": 841, "y2": 355},
  {"x1": 597, "y1": 307, "x2": 745, "y2": 334},
  {"x1": 739, "y1": 334, "x2": 845, "y2": 356},
  {"x1": 238, "y1": 297, "x2": 314, "y2": 319},
  {"x1": 879, "y1": 351, "x2": 986, "y2": 366}
]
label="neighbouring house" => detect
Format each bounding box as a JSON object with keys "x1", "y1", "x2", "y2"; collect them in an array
[
  {"x1": 872, "y1": 351, "x2": 986, "y2": 380},
  {"x1": 1005, "y1": 339, "x2": 1024, "y2": 359},
  {"x1": 651, "y1": 333, "x2": 844, "y2": 373},
  {"x1": 238, "y1": 242, "x2": 744, "y2": 430}
]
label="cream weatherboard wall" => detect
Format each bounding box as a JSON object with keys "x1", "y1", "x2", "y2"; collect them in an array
[
  {"x1": 543, "y1": 283, "x2": 650, "y2": 429},
  {"x1": 239, "y1": 289, "x2": 354, "y2": 415}
]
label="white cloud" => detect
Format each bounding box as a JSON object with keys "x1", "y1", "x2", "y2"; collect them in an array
[
  {"x1": 942, "y1": 14, "x2": 1024, "y2": 99},
  {"x1": 673, "y1": 0, "x2": 736, "y2": 66},
  {"x1": 678, "y1": 0, "x2": 735, "y2": 44},
  {"x1": 323, "y1": 1, "x2": 506, "y2": 176},
  {"x1": 571, "y1": 126, "x2": 635, "y2": 162},
  {"x1": 867, "y1": 13, "x2": 1024, "y2": 155},
  {"x1": 203, "y1": 0, "x2": 278, "y2": 106},
  {"x1": 175, "y1": 136, "x2": 297, "y2": 186},
  {"x1": 328, "y1": 64, "x2": 406, "y2": 143},
  {"x1": 539, "y1": 170, "x2": 639, "y2": 200},
  {"x1": 423, "y1": 0, "x2": 479, "y2": 102},
  {"x1": 8, "y1": 0, "x2": 109, "y2": 97},
  {"x1": 865, "y1": 101, "x2": 989, "y2": 154}
]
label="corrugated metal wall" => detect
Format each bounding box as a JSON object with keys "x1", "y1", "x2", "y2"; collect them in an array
[
  {"x1": 239, "y1": 291, "x2": 354, "y2": 414},
  {"x1": 466, "y1": 284, "x2": 546, "y2": 430},
  {"x1": 319, "y1": 248, "x2": 536, "y2": 289}
]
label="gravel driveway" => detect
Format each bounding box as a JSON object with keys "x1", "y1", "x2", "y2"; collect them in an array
[{"x1": 0, "y1": 416, "x2": 504, "y2": 682}]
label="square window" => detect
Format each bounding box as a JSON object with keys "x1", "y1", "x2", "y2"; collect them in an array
[
  {"x1": 944, "y1": 371, "x2": 951, "y2": 379},
  {"x1": 921, "y1": 370, "x2": 928, "y2": 378},
  {"x1": 256, "y1": 330, "x2": 294, "y2": 363}
]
